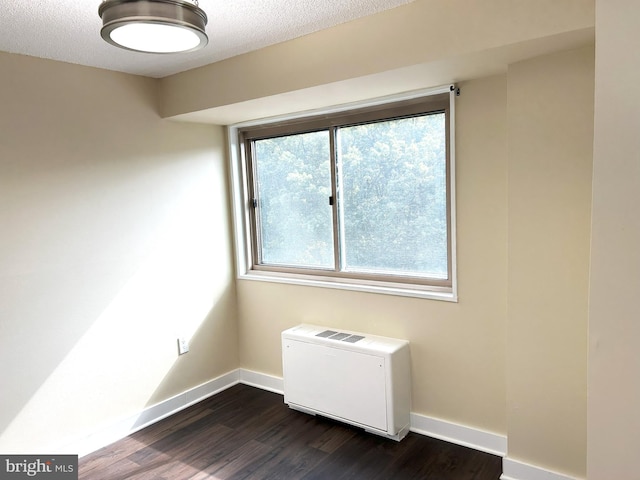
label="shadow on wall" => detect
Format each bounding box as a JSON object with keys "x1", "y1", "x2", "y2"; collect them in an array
[
  {"x1": 141, "y1": 282, "x2": 239, "y2": 410},
  {"x1": 0, "y1": 128, "x2": 236, "y2": 453}
]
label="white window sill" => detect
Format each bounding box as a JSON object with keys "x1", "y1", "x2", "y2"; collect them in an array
[{"x1": 238, "y1": 270, "x2": 458, "y2": 302}]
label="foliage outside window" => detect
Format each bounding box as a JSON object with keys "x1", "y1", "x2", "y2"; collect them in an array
[{"x1": 234, "y1": 90, "x2": 456, "y2": 299}]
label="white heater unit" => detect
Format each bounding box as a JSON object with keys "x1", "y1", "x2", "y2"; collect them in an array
[{"x1": 282, "y1": 324, "x2": 411, "y2": 441}]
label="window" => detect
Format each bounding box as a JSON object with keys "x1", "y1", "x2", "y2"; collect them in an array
[{"x1": 230, "y1": 87, "x2": 457, "y2": 300}]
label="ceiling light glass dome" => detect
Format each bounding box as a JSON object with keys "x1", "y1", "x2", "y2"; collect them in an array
[{"x1": 99, "y1": 0, "x2": 208, "y2": 54}]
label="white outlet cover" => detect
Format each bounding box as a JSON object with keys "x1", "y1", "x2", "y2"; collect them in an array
[{"x1": 178, "y1": 338, "x2": 189, "y2": 355}]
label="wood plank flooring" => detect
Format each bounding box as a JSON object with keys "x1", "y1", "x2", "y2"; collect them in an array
[{"x1": 79, "y1": 384, "x2": 502, "y2": 479}]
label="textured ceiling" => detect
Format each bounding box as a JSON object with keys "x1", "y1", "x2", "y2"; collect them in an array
[{"x1": 0, "y1": 0, "x2": 413, "y2": 78}]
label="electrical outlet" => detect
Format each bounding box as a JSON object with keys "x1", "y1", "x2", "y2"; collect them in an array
[{"x1": 177, "y1": 337, "x2": 189, "y2": 355}]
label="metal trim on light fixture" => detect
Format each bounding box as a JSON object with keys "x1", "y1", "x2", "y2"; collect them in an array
[{"x1": 99, "y1": 0, "x2": 208, "y2": 54}]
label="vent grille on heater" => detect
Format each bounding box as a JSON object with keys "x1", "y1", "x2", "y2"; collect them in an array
[{"x1": 316, "y1": 330, "x2": 365, "y2": 343}]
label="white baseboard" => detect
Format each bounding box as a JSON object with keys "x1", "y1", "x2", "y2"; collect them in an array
[
  {"x1": 69, "y1": 369, "x2": 240, "y2": 457},
  {"x1": 239, "y1": 369, "x2": 507, "y2": 457},
  {"x1": 501, "y1": 457, "x2": 581, "y2": 480},
  {"x1": 409, "y1": 412, "x2": 507, "y2": 457},
  {"x1": 239, "y1": 369, "x2": 284, "y2": 394},
  {"x1": 63, "y1": 367, "x2": 576, "y2": 480}
]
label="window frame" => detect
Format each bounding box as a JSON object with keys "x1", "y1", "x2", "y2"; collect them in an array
[{"x1": 228, "y1": 85, "x2": 458, "y2": 301}]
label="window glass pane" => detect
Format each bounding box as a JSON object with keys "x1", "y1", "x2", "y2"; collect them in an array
[
  {"x1": 254, "y1": 131, "x2": 334, "y2": 268},
  {"x1": 337, "y1": 113, "x2": 448, "y2": 278}
]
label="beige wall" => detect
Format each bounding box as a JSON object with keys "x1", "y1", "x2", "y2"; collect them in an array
[
  {"x1": 588, "y1": 0, "x2": 640, "y2": 477},
  {"x1": 237, "y1": 74, "x2": 509, "y2": 435},
  {"x1": 0, "y1": 1, "x2": 604, "y2": 477},
  {"x1": 179, "y1": 2, "x2": 594, "y2": 473},
  {"x1": 235, "y1": 47, "x2": 595, "y2": 478},
  {"x1": 0, "y1": 52, "x2": 238, "y2": 452},
  {"x1": 160, "y1": 0, "x2": 593, "y2": 119},
  {"x1": 506, "y1": 46, "x2": 594, "y2": 477}
]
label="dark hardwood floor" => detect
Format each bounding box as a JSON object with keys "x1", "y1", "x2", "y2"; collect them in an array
[{"x1": 79, "y1": 384, "x2": 502, "y2": 480}]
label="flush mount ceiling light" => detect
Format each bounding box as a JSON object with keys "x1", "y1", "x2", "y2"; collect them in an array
[{"x1": 99, "y1": 0, "x2": 208, "y2": 54}]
